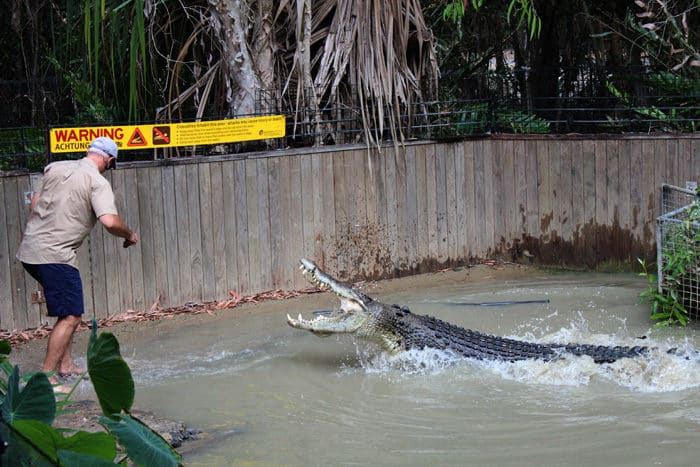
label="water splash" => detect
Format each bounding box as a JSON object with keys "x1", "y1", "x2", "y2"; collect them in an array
[{"x1": 353, "y1": 322, "x2": 700, "y2": 393}]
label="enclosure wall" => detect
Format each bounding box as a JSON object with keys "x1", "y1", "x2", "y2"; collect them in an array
[{"x1": 1, "y1": 135, "x2": 699, "y2": 330}]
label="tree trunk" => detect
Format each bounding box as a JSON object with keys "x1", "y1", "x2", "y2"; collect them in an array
[{"x1": 208, "y1": 0, "x2": 260, "y2": 117}]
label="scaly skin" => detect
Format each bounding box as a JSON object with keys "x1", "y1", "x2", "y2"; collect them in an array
[{"x1": 287, "y1": 259, "x2": 648, "y2": 363}]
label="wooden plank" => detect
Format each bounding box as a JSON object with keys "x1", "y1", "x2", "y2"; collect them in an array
[
  {"x1": 123, "y1": 169, "x2": 143, "y2": 310},
  {"x1": 513, "y1": 139, "x2": 528, "y2": 236},
  {"x1": 5, "y1": 178, "x2": 30, "y2": 329},
  {"x1": 691, "y1": 138, "x2": 700, "y2": 183},
  {"x1": 617, "y1": 140, "x2": 632, "y2": 261},
  {"x1": 414, "y1": 145, "x2": 429, "y2": 264},
  {"x1": 425, "y1": 144, "x2": 439, "y2": 259},
  {"x1": 536, "y1": 140, "x2": 551, "y2": 241},
  {"x1": 463, "y1": 141, "x2": 477, "y2": 258},
  {"x1": 501, "y1": 140, "x2": 517, "y2": 248},
  {"x1": 434, "y1": 143, "x2": 448, "y2": 262},
  {"x1": 641, "y1": 140, "x2": 656, "y2": 243},
  {"x1": 677, "y1": 139, "x2": 691, "y2": 188},
  {"x1": 628, "y1": 140, "x2": 644, "y2": 242},
  {"x1": 524, "y1": 140, "x2": 539, "y2": 237},
  {"x1": 666, "y1": 138, "x2": 679, "y2": 186},
  {"x1": 319, "y1": 153, "x2": 336, "y2": 273},
  {"x1": 186, "y1": 164, "x2": 203, "y2": 301},
  {"x1": 331, "y1": 151, "x2": 348, "y2": 276},
  {"x1": 235, "y1": 159, "x2": 252, "y2": 293},
  {"x1": 104, "y1": 170, "x2": 131, "y2": 313},
  {"x1": 284, "y1": 156, "x2": 304, "y2": 287},
  {"x1": 570, "y1": 141, "x2": 585, "y2": 243},
  {"x1": 558, "y1": 140, "x2": 573, "y2": 242},
  {"x1": 173, "y1": 165, "x2": 193, "y2": 302},
  {"x1": 617, "y1": 140, "x2": 632, "y2": 232},
  {"x1": 221, "y1": 161, "x2": 239, "y2": 294},
  {"x1": 354, "y1": 149, "x2": 369, "y2": 273},
  {"x1": 453, "y1": 143, "x2": 466, "y2": 260},
  {"x1": 198, "y1": 163, "x2": 216, "y2": 301},
  {"x1": 363, "y1": 150, "x2": 381, "y2": 274},
  {"x1": 393, "y1": 147, "x2": 408, "y2": 269},
  {"x1": 491, "y1": 140, "x2": 507, "y2": 252},
  {"x1": 245, "y1": 159, "x2": 262, "y2": 293},
  {"x1": 404, "y1": 145, "x2": 419, "y2": 267},
  {"x1": 147, "y1": 166, "x2": 170, "y2": 307},
  {"x1": 653, "y1": 139, "x2": 666, "y2": 218},
  {"x1": 300, "y1": 154, "x2": 316, "y2": 262},
  {"x1": 255, "y1": 158, "x2": 272, "y2": 290},
  {"x1": 160, "y1": 166, "x2": 182, "y2": 306},
  {"x1": 482, "y1": 140, "x2": 495, "y2": 257},
  {"x1": 267, "y1": 157, "x2": 284, "y2": 288},
  {"x1": 136, "y1": 167, "x2": 156, "y2": 309},
  {"x1": 594, "y1": 141, "x2": 608, "y2": 228},
  {"x1": 384, "y1": 147, "x2": 399, "y2": 271},
  {"x1": 444, "y1": 143, "x2": 458, "y2": 261},
  {"x1": 473, "y1": 141, "x2": 487, "y2": 257},
  {"x1": 606, "y1": 140, "x2": 620, "y2": 229},
  {"x1": 546, "y1": 140, "x2": 561, "y2": 241},
  {"x1": 0, "y1": 177, "x2": 17, "y2": 330}
]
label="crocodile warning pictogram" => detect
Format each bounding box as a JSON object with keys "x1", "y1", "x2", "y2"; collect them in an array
[{"x1": 127, "y1": 128, "x2": 148, "y2": 147}]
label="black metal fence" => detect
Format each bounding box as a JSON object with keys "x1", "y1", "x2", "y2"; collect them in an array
[{"x1": 2, "y1": 69, "x2": 699, "y2": 173}]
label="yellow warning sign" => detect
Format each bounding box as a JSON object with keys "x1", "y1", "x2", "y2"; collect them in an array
[{"x1": 49, "y1": 115, "x2": 286, "y2": 153}]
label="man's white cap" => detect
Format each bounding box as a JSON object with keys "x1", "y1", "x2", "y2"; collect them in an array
[{"x1": 88, "y1": 137, "x2": 118, "y2": 158}]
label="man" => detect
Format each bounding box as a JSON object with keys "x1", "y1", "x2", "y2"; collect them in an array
[{"x1": 17, "y1": 136, "x2": 138, "y2": 394}]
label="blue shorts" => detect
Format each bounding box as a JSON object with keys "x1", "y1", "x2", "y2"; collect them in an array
[{"x1": 22, "y1": 263, "x2": 84, "y2": 318}]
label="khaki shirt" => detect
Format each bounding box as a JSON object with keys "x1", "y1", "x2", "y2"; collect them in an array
[{"x1": 16, "y1": 158, "x2": 118, "y2": 268}]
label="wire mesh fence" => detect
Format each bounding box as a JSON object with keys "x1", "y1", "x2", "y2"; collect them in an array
[
  {"x1": 656, "y1": 184, "x2": 700, "y2": 320},
  {"x1": 2, "y1": 91, "x2": 699, "y2": 173}
]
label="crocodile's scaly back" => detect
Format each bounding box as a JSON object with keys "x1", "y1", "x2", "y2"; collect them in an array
[
  {"x1": 287, "y1": 259, "x2": 648, "y2": 363},
  {"x1": 389, "y1": 305, "x2": 646, "y2": 363}
]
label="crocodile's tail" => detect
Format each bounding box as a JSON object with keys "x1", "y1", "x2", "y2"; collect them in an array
[{"x1": 554, "y1": 343, "x2": 648, "y2": 363}]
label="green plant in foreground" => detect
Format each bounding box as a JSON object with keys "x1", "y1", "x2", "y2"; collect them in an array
[
  {"x1": 0, "y1": 319, "x2": 181, "y2": 465},
  {"x1": 639, "y1": 191, "x2": 700, "y2": 326}
]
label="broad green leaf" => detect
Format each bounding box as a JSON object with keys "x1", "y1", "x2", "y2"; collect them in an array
[
  {"x1": 0, "y1": 418, "x2": 55, "y2": 466},
  {"x1": 2, "y1": 367, "x2": 55, "y2": 425},
  {"x1": 13, "y1": 419, "x2": 117, "y2": 463},
  {"x1": 60, "y1": 429, "x2": 117, "y2": 460},
  {"x1": 88, "y1": 320, "x2": 135, "y2": 417},
  {"x1": 58, "y1": 449, "x2": 119, "y2": 467},
  {"x1": 100, "y1": 414, "x2": 181, "y2": 467},
  {"x1": 0, "y1": 340, "x2": 10, "y2": 356},
  {"x1": 11, "y1": 419, "x2": 63, "y2": 463}
]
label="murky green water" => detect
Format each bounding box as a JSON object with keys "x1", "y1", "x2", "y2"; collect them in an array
[{"x1": 118, "y1": 268, "x2": 699, "y2": 466}]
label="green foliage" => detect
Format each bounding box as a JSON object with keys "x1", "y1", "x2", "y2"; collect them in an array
[
  {"x1": 43, "y1": 0, "x2": 150, "y2": 123},
  {"x1": 2, "y1": 368, "x2": 56, "y2": 425},
  {"x1": 0, "y1": 318, "x2": 181, "y2": 465},
  {"x1": 442, "y1": 0, "x2": 541, "y2": 38},
  {"x1": 100, "y1": 415, "x2": 180, "y2": 467},
  {"x1": 87, "y1": 324, "x2": 135, "y2": 418},
  {"x1": 606, "y1": 81, "x2": 699, "y2": 132},
  {"x1": 431, "y1": 102, "x2": 549, "y2": 138},
  {"x1": 639, "y1": 193, "x2": 700, "y2": 326},
  {"x1": 0, "y1": 128, "x2": 46, "y2": 172}
]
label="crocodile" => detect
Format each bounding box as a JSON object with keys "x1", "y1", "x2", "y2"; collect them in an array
[{"x1": 287, "y1": 259, "x2": 648, "y2": 363}]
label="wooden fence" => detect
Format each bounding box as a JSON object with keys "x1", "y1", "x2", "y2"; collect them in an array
[{"x1": 1, "y1": 135, "x2": 699, "y2": 331}]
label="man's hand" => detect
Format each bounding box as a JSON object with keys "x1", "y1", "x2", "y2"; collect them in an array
[{"x1": 123, "y1": 232, "x2": 139, "y2": 248}]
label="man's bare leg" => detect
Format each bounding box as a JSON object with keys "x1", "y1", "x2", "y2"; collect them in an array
[
  {"x1": 59, "y1": 341, "x2": 86, "y2": 376},
  {"x1": 42, "y1": 315, "x2": 82, "y2": 384}
]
